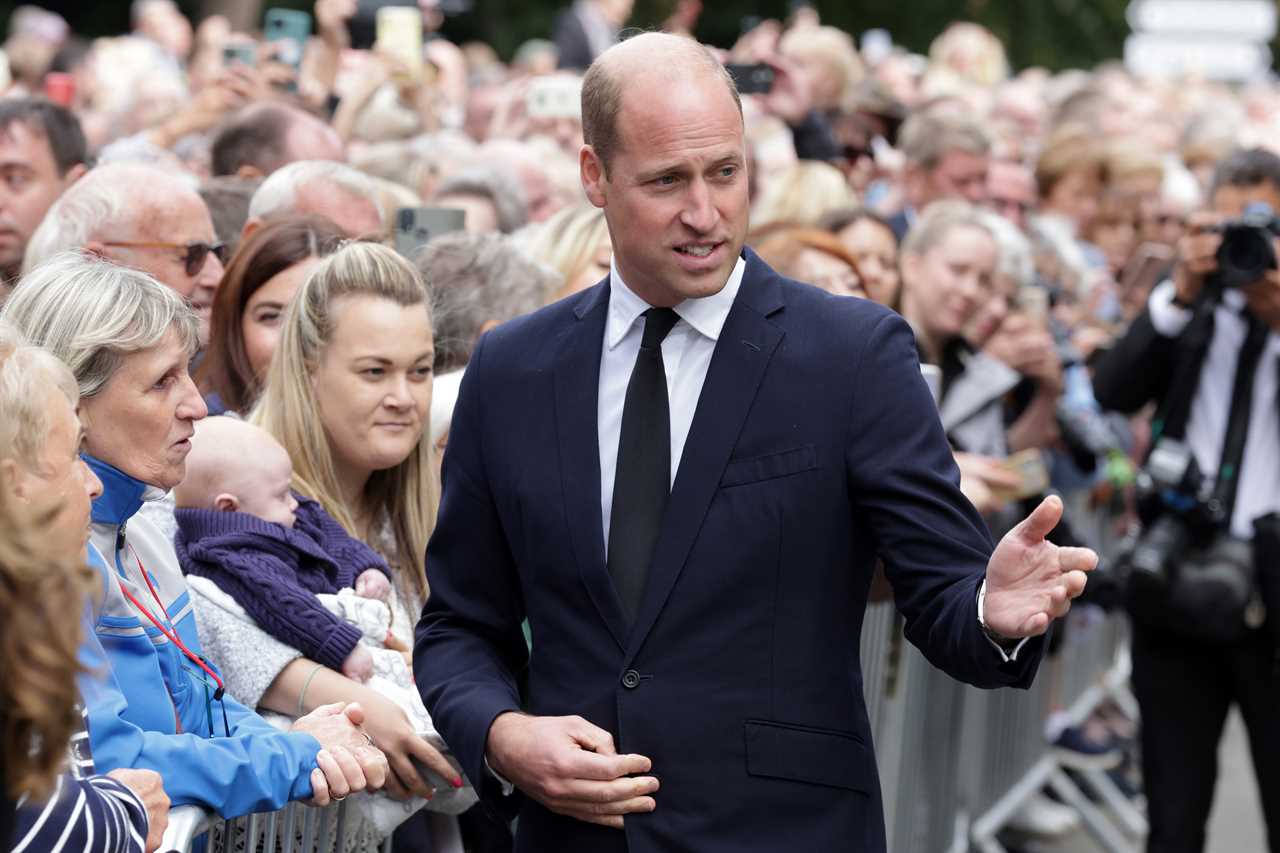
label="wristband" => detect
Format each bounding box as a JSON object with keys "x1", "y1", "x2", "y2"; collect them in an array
[{"x1": 298, "y1": 662, "x2": 325, "y2": 718}]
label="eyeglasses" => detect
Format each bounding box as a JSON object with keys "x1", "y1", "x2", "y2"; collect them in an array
[{"x1": 102, "y1": 240, "x2": 228, "y2": 277}]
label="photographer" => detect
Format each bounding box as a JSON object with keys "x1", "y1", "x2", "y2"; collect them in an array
[{"x1": 1092, "y1": 148, "x2": 1280, "y2": 853}]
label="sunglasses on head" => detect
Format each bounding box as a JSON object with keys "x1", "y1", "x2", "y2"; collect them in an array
[{"x1": 102, "y1": 240, "x2": 229, "y2": 276}]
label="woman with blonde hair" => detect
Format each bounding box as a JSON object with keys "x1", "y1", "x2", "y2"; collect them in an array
[
  {"x1": 752, "y1": 160, "x2": 858, "y2": 229},
  {"x1": 253, "y1": 241, "x2": 437, "y2": 599},
  {"x1": 515, "y1": 203, "x2": 610, "y2": 302},
  {"x1": 174, "y1": 241, "x2": 459, "y2": 834}
]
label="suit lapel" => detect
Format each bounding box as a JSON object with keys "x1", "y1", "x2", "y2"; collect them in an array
[
  {"x1": 624, "y1": 252, "x2": 786, "y2": 661},
  {"x1": 554, "y1": 280, "x2": 629, "y2": 651}
]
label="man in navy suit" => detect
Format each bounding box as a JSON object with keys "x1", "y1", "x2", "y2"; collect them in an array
[{"x1": 415, "y1": 33, "x2": 1096, "y2": 853}]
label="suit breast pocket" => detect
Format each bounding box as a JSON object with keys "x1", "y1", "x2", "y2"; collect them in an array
[{"x1": 720, "y1": 444, "x2": 818, "y2": 488}]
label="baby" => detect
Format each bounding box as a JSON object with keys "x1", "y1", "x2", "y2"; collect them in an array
[{"x1": 173, "y1": 417, "x2": 390, "y2": 683}]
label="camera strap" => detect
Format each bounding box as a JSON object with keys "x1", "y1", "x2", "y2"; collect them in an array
[{"x1": 1212, "y1": 312, "x2": 1271, "y2": 524}]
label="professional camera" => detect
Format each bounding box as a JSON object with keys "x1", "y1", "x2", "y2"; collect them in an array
[
  {"x1": 1117, "y1": 438, "x2": 1260, "y2": 643},
  {"x1": 1214, "y1": 205, "x2": 1280, "y2": 289},
  {"x1": 1120, "y1": 439, "x2": 1215, "y2": 585}
]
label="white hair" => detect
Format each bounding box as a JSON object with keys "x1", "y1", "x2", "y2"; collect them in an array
[
  {"x1": 22, "y1": 163, "x2": 199, "y2": 274},
  {"x1": 248, "y1": 160, "x2": 381, "y2": 222},
  {"x1": 0, "y1": 321, "x2": 79, "y2": 466},
  {"x1": 1, "y1": 252, "x2": 198, "y2": 399},
  {"x1": 980, "y1": 211, "x2": 1036, "y2": 290}
]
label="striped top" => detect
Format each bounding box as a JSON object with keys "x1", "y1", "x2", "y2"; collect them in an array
[{"x1": 8, "y1": 711, "x2": 148, "y2": 853}]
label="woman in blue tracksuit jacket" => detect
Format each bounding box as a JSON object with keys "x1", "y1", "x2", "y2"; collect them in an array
[{"x1": 77, "y1": 455, "x2": 324, "y2": 818}]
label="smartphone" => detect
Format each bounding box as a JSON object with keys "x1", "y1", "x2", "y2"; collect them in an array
[
  {"x1": 222, "y1": 42, "x2": 257, "y2": 67},
  {"x1": 526, "y1": 76, "x2": 582, "y2": 121},
  {"x1": 43, "y1": 72, "x2": 75, "y2": 107},
  {"x1": 394, "y1": 207, "x2": 466, "y2": 259},
  {"x1": 725, "y1": 63, "x2": 775, "y2": 95},
  {"x1": 376, "y1": 5, "x2": 423, "y2": 82},
  {"x1": 349, "y1": 0, "x2": 415, "y2": 51},
  {"x1": 1120, "y1": 241, "x2": 1174, "y2": 298},
  {"x1": 263, "y1": 8, "x2": 311, "y2": 69},
  {"x1": 1016, "y1": 285, "x2": 1050, "y2": 326}
]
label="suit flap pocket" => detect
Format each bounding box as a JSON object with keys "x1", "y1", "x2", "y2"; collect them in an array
[
  {"x1": 720, "y1": 445, "x2": 817, "y2": 488},
  {"x1": 744, "y1": 719, "x2": 872, "y2": 792}
]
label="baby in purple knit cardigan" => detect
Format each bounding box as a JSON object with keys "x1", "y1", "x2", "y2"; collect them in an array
[{"x1": 173, "y1": 417, "x2": 391, "y2": 683}]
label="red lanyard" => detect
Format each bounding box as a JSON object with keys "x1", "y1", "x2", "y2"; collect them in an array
[{"x1": 117, "y1": 546, "x2": 226, "y2": 699}]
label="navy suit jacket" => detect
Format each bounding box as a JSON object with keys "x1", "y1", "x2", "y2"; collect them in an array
[{"x1": 415, "y1": 250, "x2": 1044, "y2": 853}]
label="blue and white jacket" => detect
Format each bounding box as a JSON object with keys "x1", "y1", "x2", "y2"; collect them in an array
[{"x1": 77, "y1": 455, "x2": 322, "y2": 818}]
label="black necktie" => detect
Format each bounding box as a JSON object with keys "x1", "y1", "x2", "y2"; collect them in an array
[{"x1": 608, "y1": 307, "x2": 680, "y2": 623}]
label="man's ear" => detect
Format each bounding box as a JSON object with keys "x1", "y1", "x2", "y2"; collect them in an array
[
  {"x1": 580, "y1": 145, "x2": 608, "y2": 209},
  {"x1": 83, "y1": 239, "x2": 108, "y2": 260},
  {"x1": 0, "y1": 457, "x2": 28, "y2": 502},
  {"x1": 240, "y1": 218, "x2": 262, "y2": 242},
  {"x1": 213, "y1": 493, "x2": 240, "y2": 513}
]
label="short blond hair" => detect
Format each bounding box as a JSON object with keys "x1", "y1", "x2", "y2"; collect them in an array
[
  {"x1": 2, "y1": 252, "x2": 198, "y2": 399},
  {"x1": 1035, "y1": 125, "x2": 1106, "y2": 200},
  {"x1": 0, "y1": 322, "x2": 78, "y2": 466},
  {"x1": 752, "y1": 160, "x2": 858, "y2": 229},
  {"x1": 513, "y1": 204, "x2": 606, "y2": 300},
  {"x1": 779, "y1": 25, "x2": 865, "y2": 110},
  {"x1": 900, "y1": 199, "x2": 994, "y2": 259}
]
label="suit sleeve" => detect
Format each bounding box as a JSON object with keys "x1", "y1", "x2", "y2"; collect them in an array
[
  {"x1": 414, "y1": 333, "x2": 528, "y2": 808},
  {"x1": 844, "y1": 312, "x2": 1043, "y2": 689},
  {"x1": 1092, "y1": 287, "x2": 1182, "y2": 414}
]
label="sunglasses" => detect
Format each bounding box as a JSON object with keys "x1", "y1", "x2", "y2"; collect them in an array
[{"x1": 102, "y1": 240, "x2": 229, "y2": 277}]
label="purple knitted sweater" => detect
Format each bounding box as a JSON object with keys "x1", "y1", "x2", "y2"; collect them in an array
[{"x1": 174, "y1": 496, "x2": 390, "y2": 671}]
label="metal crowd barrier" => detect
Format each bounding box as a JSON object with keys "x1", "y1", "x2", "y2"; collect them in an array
[
  {"x1": 161, "y1": 800, "x2": 394, "y2": 853},
  {"x1": 859, "y1": 489, "x2": 1147, "y2": 853}
]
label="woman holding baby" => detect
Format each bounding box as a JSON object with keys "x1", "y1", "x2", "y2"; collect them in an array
[{"x1": 184, "y1": 241, "x2": 475, "y2": 850}]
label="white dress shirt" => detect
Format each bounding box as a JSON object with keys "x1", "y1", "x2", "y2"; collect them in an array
[
  {"x1": 1148, "y1": 280, "x2": 1280, "y2": 539},
  {"x1": 598, "y1": 258, "x2": 745, "y2": 550}
]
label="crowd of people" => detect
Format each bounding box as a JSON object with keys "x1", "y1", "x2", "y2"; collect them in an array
[{"x1": 0, "y1": 2, "x2": 1276, "y2": 853}]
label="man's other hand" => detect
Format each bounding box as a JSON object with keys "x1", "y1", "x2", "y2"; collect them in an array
[
  {"x1": 982, "y1": 495, "x2": 1098, "y2": 638},
  {"x1": 1244, "y1": 268, "x2": 1280, "y2": 331},
  {"x1": 486, "y1": 712, "x2": 659, "y2": 830},
  {"x1": 1173, "y1": 210, "x2": 1224, "y2": 305}
]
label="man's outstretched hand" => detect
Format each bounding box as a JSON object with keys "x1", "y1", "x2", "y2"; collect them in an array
[
  {"x1": 486, "y1": 712, "x2": 658, "y2": 829},
  {"x1": 983, "y1": 495, "x2": 1098, "y2": 638}
]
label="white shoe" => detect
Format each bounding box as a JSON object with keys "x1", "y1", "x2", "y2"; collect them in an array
[{"x1": 1007, "y1": 793, "x2": 1081, "y2": 838}]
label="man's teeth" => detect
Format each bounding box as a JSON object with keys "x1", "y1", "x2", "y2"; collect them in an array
[{"x1": 677, "y1": 245, "x2": 714, "y2": 257}]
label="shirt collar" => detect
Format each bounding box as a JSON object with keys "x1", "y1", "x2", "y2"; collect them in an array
[{"x1": 605, "y1": 255, "x2": 746, "y2": 350}]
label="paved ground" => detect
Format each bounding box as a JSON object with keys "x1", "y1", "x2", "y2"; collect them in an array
[{"x1": 1043, "y1": 709, "x2": 1265, "y2": 853}]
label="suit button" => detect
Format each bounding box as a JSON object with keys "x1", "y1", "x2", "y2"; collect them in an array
[{"x1": 621, "y1": 669, "x2": 641, "y2": 689}]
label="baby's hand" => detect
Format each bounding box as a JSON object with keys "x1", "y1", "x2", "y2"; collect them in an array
[
  {"x1": 355, "y1": 569, "x2": 391, "y2": 601},
  {"x1": 341, "y1": 645, "x2": 374, "y2": 683}
]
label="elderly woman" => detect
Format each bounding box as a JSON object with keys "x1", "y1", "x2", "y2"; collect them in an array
[
  {"x1": 0, "y1": 325, "x2": 168, "y2": 853},
  {"x1": 0, "y1": 252, "x2": 388, "y2": 819}
]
